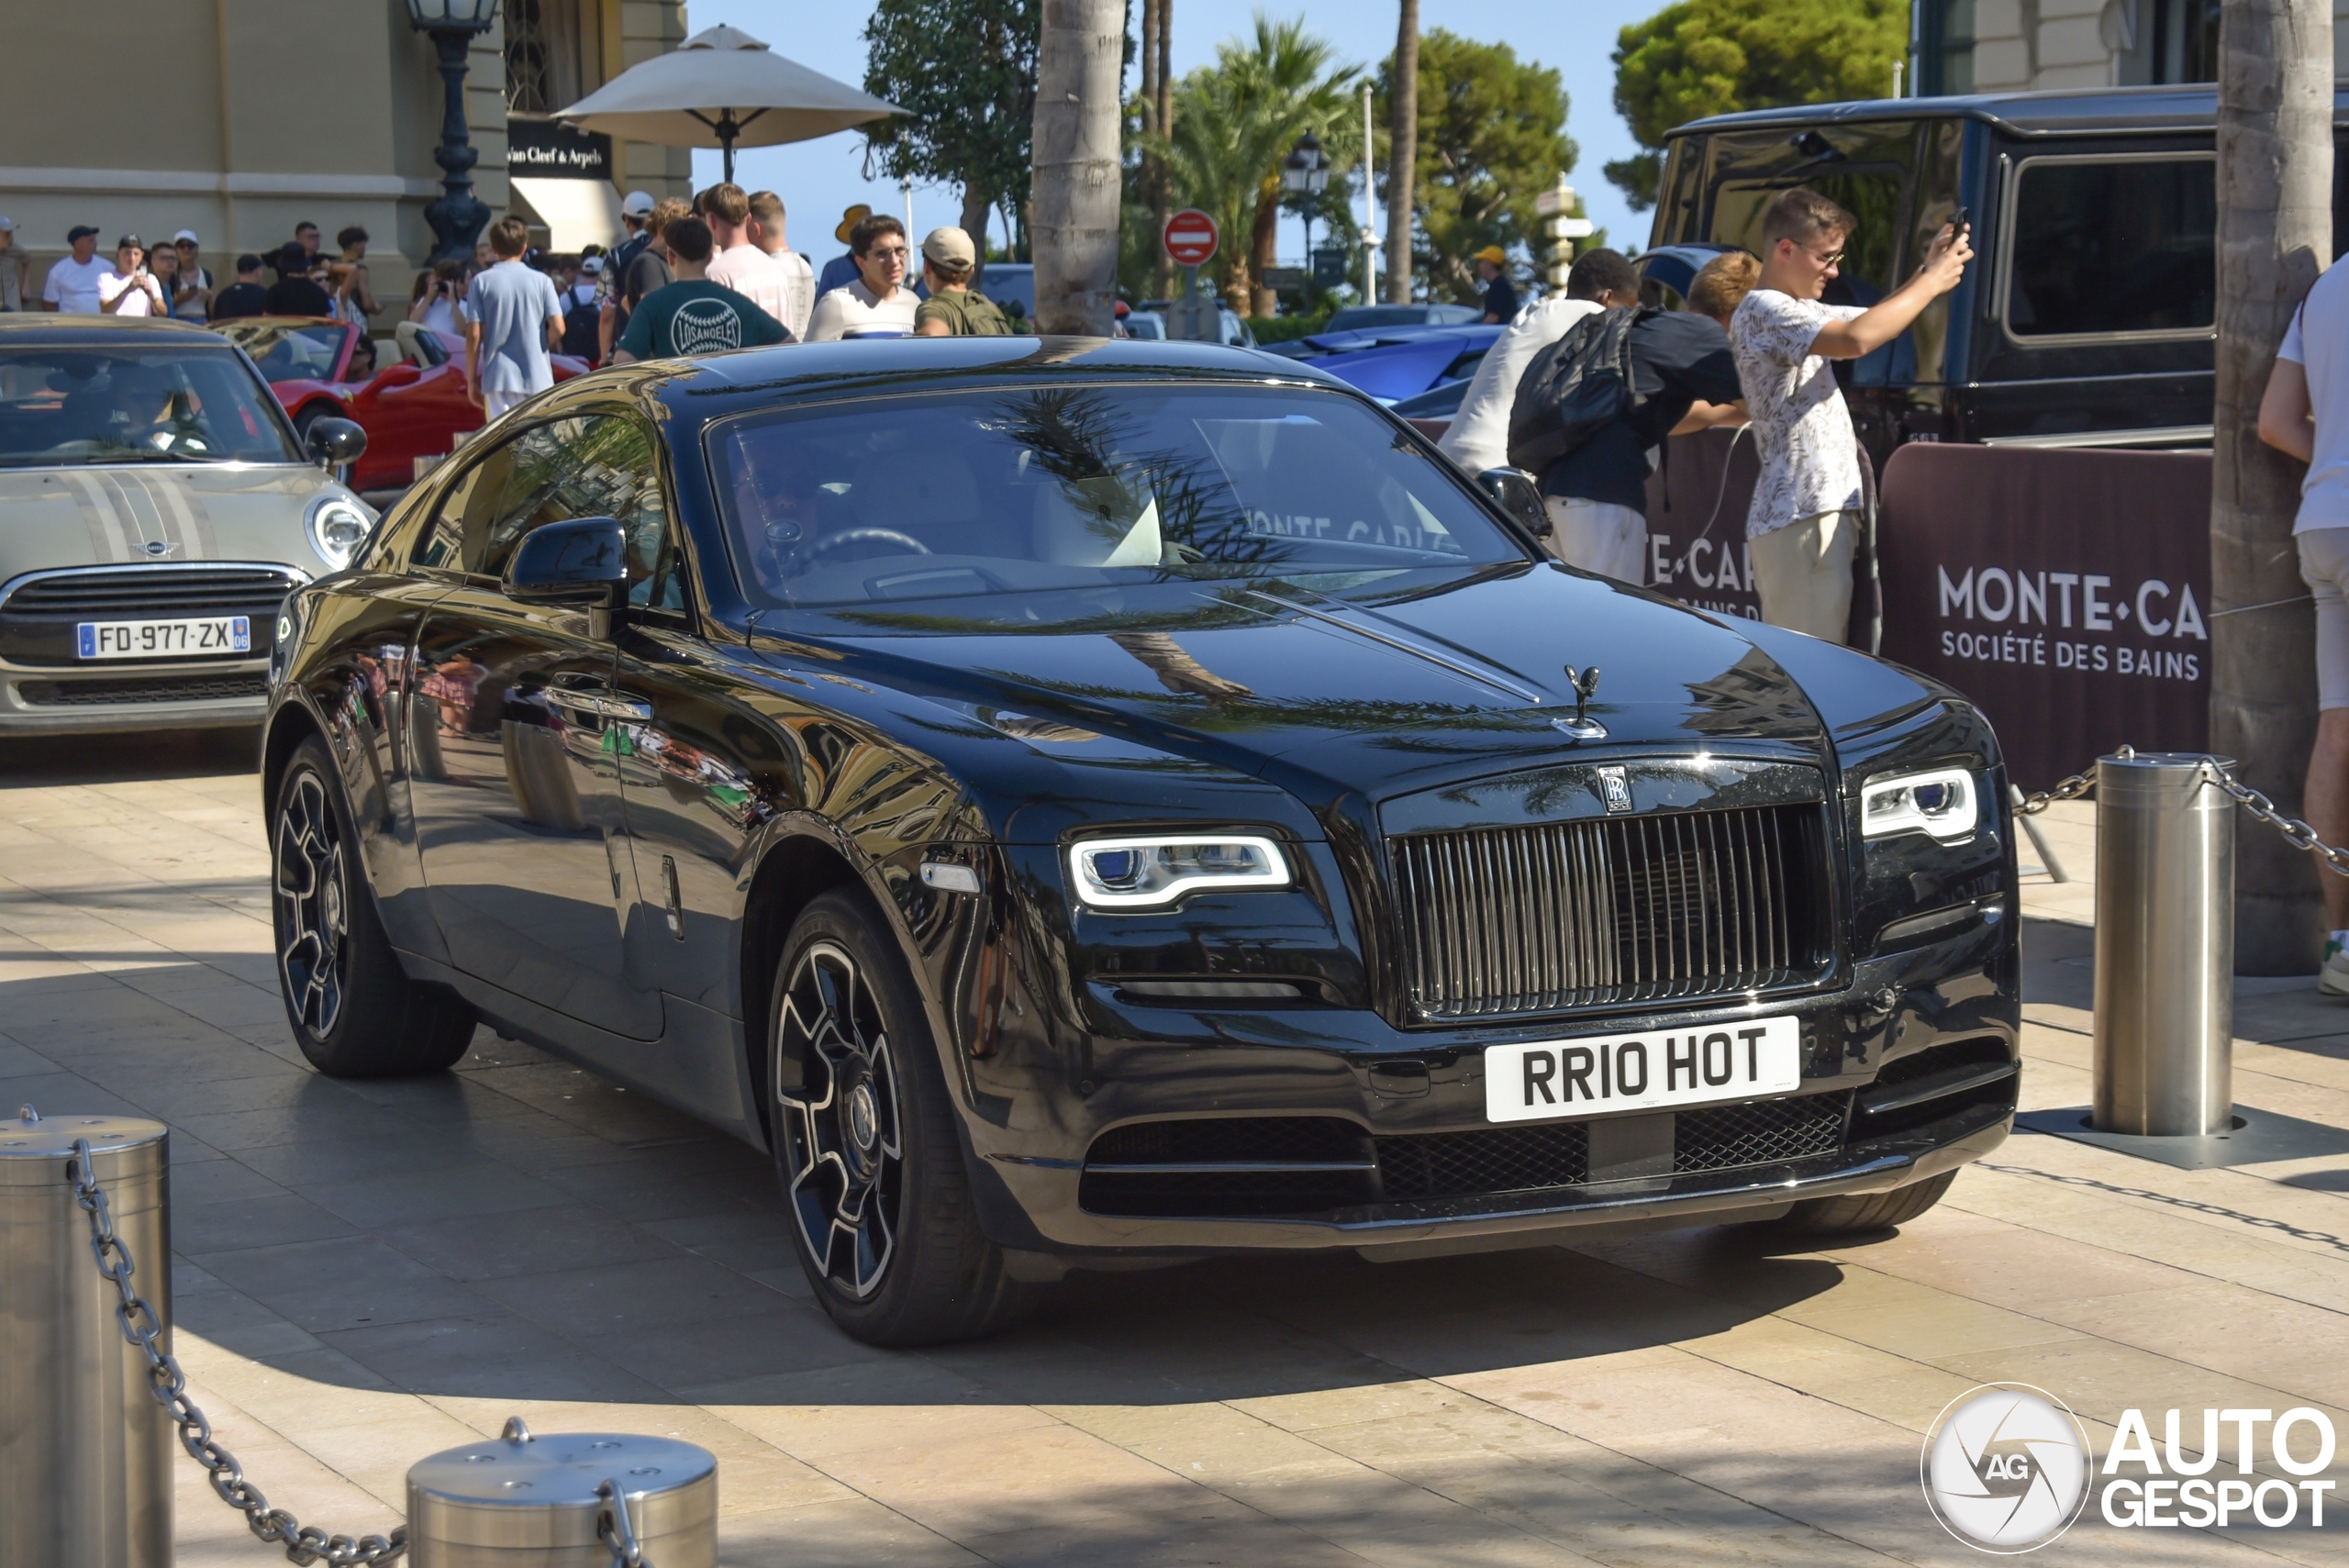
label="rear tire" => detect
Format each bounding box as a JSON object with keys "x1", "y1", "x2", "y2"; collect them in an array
[
  {"x1": 1775, "y1": 1170, "x2": 1956, "y2": 1236},
  {"x1": 271, "y1": 737, "x2": 474, "y2": 1077},
  {"x1": 768, "y1": 888, "x2": 1036, "y2": 1346}
]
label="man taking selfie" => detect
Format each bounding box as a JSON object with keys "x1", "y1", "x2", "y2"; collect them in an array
[{"x1": 1731, "y1": 187, "x2": 1970, "y2": 641}]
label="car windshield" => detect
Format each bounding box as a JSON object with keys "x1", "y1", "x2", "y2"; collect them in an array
[
  {"x1": 1325, "y1": 305, "x2": 1477, "y2": 332},
  {"x1": 0, "y1": 344, "x2": 304, "y2": 466},
  {"x1": 711, "y1": 384, "x2": 1524, "y2": 625},
  {"x1": 216, "y1": 320, "x2": 350, "y2": 384}
]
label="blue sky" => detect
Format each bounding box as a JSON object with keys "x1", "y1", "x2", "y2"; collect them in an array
[{"x1": 680, "y1": 0, "x2": 1665, "y2": 277}]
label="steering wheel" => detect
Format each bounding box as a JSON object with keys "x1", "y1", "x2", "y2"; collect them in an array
[{"x1": 804, "y1": 527, "x2": 931, "y2": 562}]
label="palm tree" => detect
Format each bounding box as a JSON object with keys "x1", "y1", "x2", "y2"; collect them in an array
[
  {"x1": 2213, "y1": 0, "x2": 2332, "y2": 970},
  {"x1": 1032, "y1": 0, "x2": 1126, "y2": 334},
  {"x1": 1147, "y1": 15, "x2": 1362, "y2": 313}
]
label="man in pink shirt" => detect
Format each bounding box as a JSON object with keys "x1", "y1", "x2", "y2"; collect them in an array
[{"x1": 699, "y1": 183, "x2": 794, "y2": 335}]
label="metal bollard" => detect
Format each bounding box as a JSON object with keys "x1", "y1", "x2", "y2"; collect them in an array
[
  {"x1": 2091, "y1": 751, "x2": 2235, "y2": 1135},
  {"x1": 408, "y1": 1417, "x2": 718, "y2": 1566},
  {"x1": 0, "y1": 1106, "x2": 173, "y2": 1568}
]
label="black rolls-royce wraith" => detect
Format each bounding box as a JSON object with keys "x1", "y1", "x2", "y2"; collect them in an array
[{"x1": 262, "y1": 337, "x2": 2019, "y2": 1345}]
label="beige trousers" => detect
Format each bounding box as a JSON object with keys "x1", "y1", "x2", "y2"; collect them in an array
[
  {"x1": 1751, "y1": 510, "x2": 1857, "y2": 642},
  {"x1": 1542, "y1": 497, "x2": 1647, "y2": 584}
]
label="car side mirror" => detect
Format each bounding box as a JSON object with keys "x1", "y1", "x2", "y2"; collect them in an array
[
  {"x1": 1477, "y1": 466, "x2": 1551, "y2": 538},
  {"x1": 305, "y1": 416, "x2": 367, "y2": 467},
  {"x1": 506, "y1": 517, "x2": 628, "y2": 606}
]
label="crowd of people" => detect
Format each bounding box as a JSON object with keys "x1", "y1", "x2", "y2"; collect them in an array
[{"x1": 0, "y1": 180, "x2": 1020, "y2": 407}]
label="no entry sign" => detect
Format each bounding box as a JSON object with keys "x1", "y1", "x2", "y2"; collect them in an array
[{"x1": 1163, "y1": 208, "x2": 1219, "y2": 267}]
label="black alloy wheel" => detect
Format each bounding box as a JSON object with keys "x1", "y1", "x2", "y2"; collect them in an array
[
  {"x1": 776, "y1": 937, "x2": 906, "y2": 1297},
  {"x1": 270, "y1": 738, "x2": 475, "y2": 1077},
  {"x1": 770, "y1": 890, "x2": 1036, "y2": 1345},
  {"x1": 274, "y1": 764, "x2": 351, "y2": 1038}
]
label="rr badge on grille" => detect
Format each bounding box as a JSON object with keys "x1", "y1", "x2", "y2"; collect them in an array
[{"x1": 1597, "y1": 765, "x2": 1632, "y2": 815}]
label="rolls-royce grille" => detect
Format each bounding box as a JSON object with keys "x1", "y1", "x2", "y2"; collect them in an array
[
  {"x1": 1389, "y1": 805, "x2": 1831, "y2": 1019},
  {"x1": 0, "y1": 566, "x2": 299, "y2": 666},
  {"x1": 1078, "y1": 1096, "x2": 1854, "y2": 1218}
]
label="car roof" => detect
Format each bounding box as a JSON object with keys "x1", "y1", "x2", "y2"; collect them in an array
[
  {"x1": 0, "y1": 315, "x2": 232, "y2": 347},
  {"x1": 1671, "y1": 82, "x2": 2349, "y2": 140},
  {"x1": 624, "y1": 335, "x2": 1351, "y2": 411}
]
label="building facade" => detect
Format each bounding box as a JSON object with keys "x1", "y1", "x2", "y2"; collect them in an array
[
  {"x1": 1917, "y1": 0, "x2": 2349, "y2": 95},
  {"x1": 0, "y1": 0, "x2": 690, "y2": 319}
]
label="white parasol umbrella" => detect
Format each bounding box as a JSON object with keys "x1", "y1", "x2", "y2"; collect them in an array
[{"x1": 557, "y1": 23, "x2": 904, "y2": 183}]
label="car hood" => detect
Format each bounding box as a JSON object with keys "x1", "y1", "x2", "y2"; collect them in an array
[
  {"x1": 0, "y1": 463, "x2": 345, "y2": 577},
  {"x1": 766, "y1": 563, "x2": 1944, "y2": 813}
]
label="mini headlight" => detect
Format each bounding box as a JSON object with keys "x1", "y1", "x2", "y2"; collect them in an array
[
  {"x1": 1861, "y1": 767, "x2": 1978, "y2": 842},
  {"x1": 305, "y1": 495, "x2": 373, "y2": 571},
  {"x1": 1068, "y1": 834, "x2": 1290, "y2": 908}
]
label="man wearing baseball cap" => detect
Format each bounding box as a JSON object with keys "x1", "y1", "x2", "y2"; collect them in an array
[
  {"x1": 913, "y1": 228, "x2": 1010, "y2": 337},
  {"x1": 171, "y1": 230, "x2": 213, "y2": 319},
  {"x1": 1475, "y1": 245, "x2": 1519, "y2": 324},
  {"x1": 98, "y1": 236, "x2": 168, "y2": 317},
  {"x1": 612, "y1": 191, "x2": 656, "y2": 274},
  {"x1": 0, "y1": 217, "x2": 24, "y2": 313},
  {"x1": 42, "y1": 226, "x2": 108, "y2": 312}
]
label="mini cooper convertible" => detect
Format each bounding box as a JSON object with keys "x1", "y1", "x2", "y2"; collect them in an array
[{"x1": 263, "y1": 337, "x2": 2020, "y2": 1345}]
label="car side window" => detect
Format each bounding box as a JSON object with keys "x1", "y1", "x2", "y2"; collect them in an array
[{"x1": 408, "y1": 439, "x2": 517, "y2": 576}]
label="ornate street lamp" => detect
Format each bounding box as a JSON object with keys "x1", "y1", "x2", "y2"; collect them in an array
[
  {"x1": 1281, "y1": 133, "x2": 1331, "y2": 282},
  {"x1": 406, "y1": 0, "x2": 504, "y2": 261}
]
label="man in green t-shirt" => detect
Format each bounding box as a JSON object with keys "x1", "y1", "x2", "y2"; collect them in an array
[
  {"x1": 613, "y1": 216, "x2": 792, "y2": 363},
  {"x1": 913, "y1": 228, "x2": 1011, "y2": 338}
]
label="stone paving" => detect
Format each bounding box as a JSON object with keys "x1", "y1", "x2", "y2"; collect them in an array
[{"x1": 6, "y1": 733, "x2": 2349, "y2": 1564}]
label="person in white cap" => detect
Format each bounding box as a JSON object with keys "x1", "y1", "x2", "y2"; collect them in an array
[
  {"x1": 0, "y1": 218, "x2": 23, "y2": 313},
  {"x1": 170, "y1": 230, "x2": 212, "y2": 320}
]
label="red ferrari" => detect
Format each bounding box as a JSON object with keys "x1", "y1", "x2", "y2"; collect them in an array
[{"x1": 212, "y1": 317, "x2": 587, "y2": 494}]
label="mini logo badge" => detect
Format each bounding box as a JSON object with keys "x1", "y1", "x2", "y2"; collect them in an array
[
  {"x1": 142, "y1": 539, "x2": 179, "y2": 558},
  {"x1": 1921, "y1": 1384, "x2": 2091, "y2": 1552},
  {"x1": 1597, "y1": 765, "x2": 1632, "y2": 814}
]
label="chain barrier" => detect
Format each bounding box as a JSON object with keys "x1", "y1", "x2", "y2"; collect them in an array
[
  {"x1": 66, "y1": 1137, "x2": 407, "y2": 1568},
  {"x1": 598, "y1": 1479, "x2": 650, "y2": 1568},
  {"x1": 2007, "y1": 745, "x2": 2349, "y2": 876}
]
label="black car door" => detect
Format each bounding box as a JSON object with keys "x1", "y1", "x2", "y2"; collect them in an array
[{"x1": 406, "y1": 414, "x2": 663, "y2": 1040}]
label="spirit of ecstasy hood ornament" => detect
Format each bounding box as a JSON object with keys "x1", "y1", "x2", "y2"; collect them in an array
[{"x1": 1553, "y1": 664, "x2": 1607, "y2": 741}]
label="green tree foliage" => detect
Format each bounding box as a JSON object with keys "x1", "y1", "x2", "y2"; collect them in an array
[
  {"x1": 1375, "y1": 31, "x2": 1575, "y2": 305},
  {"x1": 1143, "y1": 15, "x2": 1362, "y2": 311},
  {"x1": 862, "y1": 0, "x2": 1041, "y2": 250},
  {"x1": 1608, "y1": 0, "x2": 1909, "y2": 212}
]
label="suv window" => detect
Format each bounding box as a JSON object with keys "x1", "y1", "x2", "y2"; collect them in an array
[
  {"x1": 408, "y1": 415, "x2": 682, "y2": 608},
  {"x1": 2005, "y1": 155, "x2": 2216, "y2": 339}
]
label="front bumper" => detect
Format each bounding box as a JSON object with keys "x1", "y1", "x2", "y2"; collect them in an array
[
  {"x1": 958, "y1": 911, "x2": 2019, "y2": 1260},
  {"x1": 0, "y1": 655, "x2": 270, "y2": 734}
]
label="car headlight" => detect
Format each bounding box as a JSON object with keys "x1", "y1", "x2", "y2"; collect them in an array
[
  {"x1": 305, "y1": 495, "x2": 373, "y2": 571},
  {"x1": 1068, "y1": 834, "x2": 1290, "y2": 908},
  {"x1": 1860, "y1": 767, "x2": 1978, "y2": 843}
]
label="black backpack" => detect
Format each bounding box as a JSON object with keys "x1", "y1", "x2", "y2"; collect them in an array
[{"x1": 1506, "y1": 305, "x2": 1655, "y2": 474}]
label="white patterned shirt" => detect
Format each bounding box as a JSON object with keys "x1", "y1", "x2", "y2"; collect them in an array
[{"x1": 1730, "y1": 288, "x2": 1865, "y2": 539}]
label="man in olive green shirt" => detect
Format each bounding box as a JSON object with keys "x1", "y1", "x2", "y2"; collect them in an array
[{"x1": 913, "y1": 228, "x2": 1011, "y2": 337}]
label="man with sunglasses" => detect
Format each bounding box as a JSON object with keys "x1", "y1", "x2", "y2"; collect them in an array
[
  {"x1": 1732, "y1": 187, "x2": 1970, "y2": 641},
  {"x1": 806, "y1": 213, "x2": 919, "y2": 341}
]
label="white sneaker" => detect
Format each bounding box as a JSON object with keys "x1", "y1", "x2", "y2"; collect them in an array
[{"x1": 2322, "y1": 939, "x2": 2349, "y2": 996}]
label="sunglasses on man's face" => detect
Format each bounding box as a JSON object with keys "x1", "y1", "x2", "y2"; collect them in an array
[{"x1": 867, "y1": 245, "x2": 908, "y2": 261}]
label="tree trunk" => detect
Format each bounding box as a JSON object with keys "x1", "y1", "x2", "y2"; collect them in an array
[
  {"x1": 1140, "y1": 0, "x2": 1159, "y2": 290},
  {"x1": 1250, "y1": 183, "x2": 1281, "y2": 317},
  {"x1": 1384, "y1": 0, "x2": 1419, "y2": 305},
  {"x1": 2214, "y1": 0, "x2": 2333, "y2": 971},
  {"x1": 1031, "y1": 0, "x2": 1125, "y2": 335},
  {"x1": 1153, "y1": 0, "x2": 1174, "y2": 300},
  {"x1": 959, "y1": 183, "x2": 993, "y2": 254}
]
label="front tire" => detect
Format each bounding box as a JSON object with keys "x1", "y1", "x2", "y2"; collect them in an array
[
  {"x1": 272, "y1": 737, "x2": 474, "y2": 1077},
  {"x1": 1775, "y1": 1170, "x2": 1956, "y2": 1236},
  {"x1": 769, "y1": 889, "x2": 1035, "y2": 1346}
]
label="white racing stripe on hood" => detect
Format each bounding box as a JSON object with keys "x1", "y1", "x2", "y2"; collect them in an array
[
  {"x1": 63, "y1": 471, "x2": 139, "y2": 562},
  {"x1": 137, "y1": 472, "x2": 215, "y2": 559}
]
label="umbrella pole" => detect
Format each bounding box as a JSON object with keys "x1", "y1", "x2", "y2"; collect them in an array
[{"x1": 723, "y1": 132, "x2": 734, "y2": 185}]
